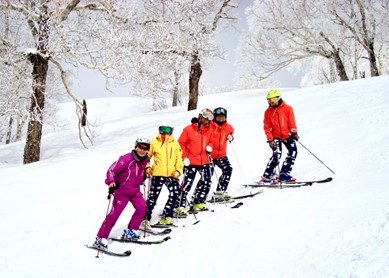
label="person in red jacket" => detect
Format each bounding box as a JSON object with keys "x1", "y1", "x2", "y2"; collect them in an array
[
  {"x1": 209, "y1": 107, "x2": 234, "y2": 200},
  {"x1": 261, "y1": 90, "x2": 299, "y2": 184},
  {"x1": 178, "y1": 108, "x2": 214, "y2": 212}
]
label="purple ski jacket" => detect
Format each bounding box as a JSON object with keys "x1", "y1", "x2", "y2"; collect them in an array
[{"x1": 105, "y1": 150, "x2": 150, "y2": 195}]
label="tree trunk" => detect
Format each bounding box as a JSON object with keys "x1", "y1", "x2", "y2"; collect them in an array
[
  {"x1": 172, "y1": 70, "x2": 179, "y2": 107},
  {"x1": 23, "y1": 2, "x2": 50, "y2": 164},
  {"x1": 23, "y1": 54, "x2": 49, "y2": 164},
  {"x1": 333, "y1": 49, "x2": 349, "y2": 81},
  {"x1": 188, "y1": 54, "x2": 202, "y2": 111},
  {"x1": 367, "y1": 41, "x2": 379, "y2": 76},
  {"x1": 5, "y1": 117, "x2": 13, "y2": 144}
]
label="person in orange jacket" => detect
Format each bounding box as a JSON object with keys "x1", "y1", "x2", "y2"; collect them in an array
[
  {"x1": 209, "y1": 107, "x2": 234, "y2": 200},
  {"x1": 261, "y1": 90, "x2": 299, "y2": 184},
  {"x1": 178, "y1": 108, "x2": 214, "y2": 212}
]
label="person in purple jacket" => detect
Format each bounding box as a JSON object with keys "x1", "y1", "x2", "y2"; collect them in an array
[{"x1": 93, "y1": 137, "x2": 150, "y2": 250}]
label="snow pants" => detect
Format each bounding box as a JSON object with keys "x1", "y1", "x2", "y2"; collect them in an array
[
  {"x1": 263, "y1": 137, "x2": 298, "y2": 179},
  {"x1": 145, "y1": 176, "x2": 180, "y2": 220},
  {"x1": 97, "y1": 190, "x2": 146, "y2": 239},
  {"x1": 179, "y1": 164, "x2": 212, "y2": 207},
  {"x1": 211, "y1": 156, "x2": 233, "y2": 192}
]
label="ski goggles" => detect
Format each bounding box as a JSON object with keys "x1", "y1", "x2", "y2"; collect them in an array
[
  {"x1": 267, "y1": 96, "x2": 280, "y2": 106},
  {"x1": 213, "y1": 107, "x2": 227, "y2": 116},
  {"x1": 201, "y1": 108, "x2": 214, "y2": 121},
  {"x1": 159, "y1": 126, "x2": 173, "y2": 134}
]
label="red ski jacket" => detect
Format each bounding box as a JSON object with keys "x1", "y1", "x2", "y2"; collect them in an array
[
  {"x1": 210, "y1": 121, "x2": 234, "y2": 159},
  {"x1": 178, "y1": 122, "x2": 214, "y2": 166},
  {"x1": 263, "y1": 100, "x2": 298, "y2": 141}
]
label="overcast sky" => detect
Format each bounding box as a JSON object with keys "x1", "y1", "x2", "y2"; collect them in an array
[{"x1": 70, "y1": 1, "x2": 301, "y2": 100}]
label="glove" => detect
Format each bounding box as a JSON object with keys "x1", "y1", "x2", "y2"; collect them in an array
[
  {"x1": 205, "y1": 145, "x2": 212, "y2": 154},
  {"x1": 291, "y1": 134, "x2": 299, "y2": 141},
  {"x1": 172, "y1": 170, "x2": 180, "y2": 179},
  {"x1": 268, "y1": 140, "x2": 277, "y2": 150},
  {"x1": 145, "y1": 167, "x2": 152, "y2": 176},
  {"x1": 227, "y1": 133, "x2": 234, "y2": 142},
  {"x1": 183, "y1": 158, "x2": 190, "y2": 166}
]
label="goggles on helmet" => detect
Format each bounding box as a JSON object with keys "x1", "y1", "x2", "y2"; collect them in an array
[
  {"x1": 159, "y1": 126, "x2": 173, "y2": 134},
  {"x1": 213, "y1": 107, "x2": 227, "y2": 117},
  {"x1": 201, "y1": 108, "x2": 214, "y2": 121}
]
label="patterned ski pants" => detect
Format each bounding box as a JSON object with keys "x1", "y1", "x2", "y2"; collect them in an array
[
  {"x1": 210, "y1": 156, "x2": 233, "y2": 192},
  {"x1": 145, "y1": 176, "x2": 180, "y2": 220},
  {"x1": 263, "y1": 137, "x2": 298, "y2": 178},
  {"x1": 179, "y1": 164, "x2": 212, "y2": 207}
]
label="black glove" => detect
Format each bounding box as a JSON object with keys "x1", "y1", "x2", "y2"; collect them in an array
[
  {"x1": 291, "y1": 134, "x2": 299, "y2": 141},
  {"x1": 268, "y1": 140, "x2": 277, "y2": 150}
]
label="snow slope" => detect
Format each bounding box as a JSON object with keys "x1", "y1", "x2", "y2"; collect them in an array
[{"x1": 0, "y1": 76, "x2": 388, "y2": 278}]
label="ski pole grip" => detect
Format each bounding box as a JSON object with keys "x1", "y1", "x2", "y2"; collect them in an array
[{"x1": 107, "y1": 187, "x2": 115, "y2": 199}]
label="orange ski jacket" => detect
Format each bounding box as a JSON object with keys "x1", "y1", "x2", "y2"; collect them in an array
[
  {"x1": 210, "y1": 121, "x2": 234, "y2": 159},
  {"x1": 178, "y1": 122, "x2": 214, "y2": 166},
  {"x1": 263, "y1": 100, "x2": 298, "y2": 142}
]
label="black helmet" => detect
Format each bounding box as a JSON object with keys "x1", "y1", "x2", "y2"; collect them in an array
[{"x1": 213, "y1": 107, "x2": 227, "y2": 118}]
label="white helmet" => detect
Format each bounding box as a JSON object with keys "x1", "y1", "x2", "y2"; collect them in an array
[
  {"x1": 159, "y1": 120, "x2": 174, "y2": 135},
  {"x1": 160, "y1": 119, "x2": 173, "y2": 128},
  {"x1": 134, "y1": 137, "x2": 150, "y2": 148}
]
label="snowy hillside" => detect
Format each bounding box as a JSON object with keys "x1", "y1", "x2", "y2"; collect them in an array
[{"x1": 0, "y1": 76, "x2": 388, "y2": 278}]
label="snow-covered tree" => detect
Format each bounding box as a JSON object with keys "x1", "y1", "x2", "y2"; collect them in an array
[
  {"x1": 239, "y1": 0, "x2": 388, "y2": 85},
  {"x1": 0, "y1": 0, "x2": 239, "y2": 164}
]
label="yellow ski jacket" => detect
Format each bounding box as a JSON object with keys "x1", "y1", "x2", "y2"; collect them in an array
[{"x1": 148, "y1": 134, "x2": 183, "y2": 178}]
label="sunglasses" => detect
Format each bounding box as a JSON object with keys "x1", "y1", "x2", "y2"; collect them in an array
[
  {"x1": 137, "y1": 144, "x2": 149, "y2": 151},
  {"x1": 159, "y1": 126, "x2": 173, "y2": 134}
]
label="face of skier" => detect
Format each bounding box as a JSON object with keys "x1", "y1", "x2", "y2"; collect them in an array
[
  {"x1": 267, "y1": 96, "x2": 280, "y2": 106},
  {"x1": 215, "y1": 115, "x2": 226, "y2": 123},
  {"x1": 135, "y1": 143, "x2": 149, "y2": 157}
]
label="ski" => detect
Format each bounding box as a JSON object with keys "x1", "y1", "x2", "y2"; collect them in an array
[
  {"x1": 109, "y1": 236, "x2": 171, "y2": 245},
  {"x1": 151, "y1": 223, "x2": 179, "y2": 229},
  {"x1": 231, "y1": 190, "x2": 264, "y2": 199},
  {"x1": 231, "y1": 202, "x2": 243, "y2": 209},
  {"x1": 207, "y1": 198, "x2": 235, "y2": 204},
  {"x1": 283, "y1": 177, "x2": 333, "y2": 184},
  {"x1": 84, "y1": 244, "x2": 132, "y2": 257},
  {"x1": 207, "y1": 190, "x2": 264, "y2": 203},
  {"x1": 244, "y1": 182, "x2": 311, "y2": 188},
  {"x1": 139, "y1": 227, "x2": 172, "y2": 236}
]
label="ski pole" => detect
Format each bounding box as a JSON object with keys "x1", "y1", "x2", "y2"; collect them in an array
[
  {"x1": 297, "y1": 140, "x2": 335, "y2": 174},
  {"x1": 142, "y1": 179, "x2": 149, "y2": 238},
  {"x1": 96, "y1": 187, "x2": 114, "y2": 258},
  {"x1": 186, "y1": 197, "x2": 200, "y2": 225},
  {"x1": 208, "y1": 154, "x2": 220, "y2": 188},
  {"x1": 228, "y1": 142, "x2": 248, "y2": 185}
]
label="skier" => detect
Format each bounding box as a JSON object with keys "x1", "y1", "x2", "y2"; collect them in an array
[
  {"x1": 177, "y1": 108, "x2": 214, "y2": 212},
  {"x1": 209, "y1": 107, "x2": 235, "y2": 200},
  {"x1": 93, "y1": 138, "x2": 151, "y2": 250},
  {"x1": 142, "y1": 120, "x2": 184, "y2": 226},
  {"x1": 260, "y1": 89, "x2": 299, "y2": 184}
]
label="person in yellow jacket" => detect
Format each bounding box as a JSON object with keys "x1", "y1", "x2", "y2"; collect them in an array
[{"x1": 143, "y1": 120, "x2": 184, "y2": 226}]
